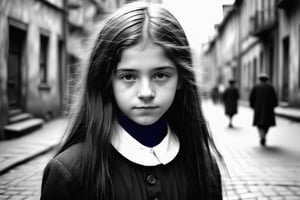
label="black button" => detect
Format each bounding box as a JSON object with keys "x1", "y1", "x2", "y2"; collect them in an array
[
  {"x1": 154, "y1": 198, "x2": 160, "y2": 200},
  {"x1": 146, "y1": 174, "x2": 156, "y2": 185}
]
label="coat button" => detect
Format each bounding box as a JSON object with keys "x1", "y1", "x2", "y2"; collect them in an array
[
  {"x1": 146, "y1": 174, "x2": 156, "y2": 185},
  {"x1": 154, "y1": 198, "x2": 160, "y2": 200}
]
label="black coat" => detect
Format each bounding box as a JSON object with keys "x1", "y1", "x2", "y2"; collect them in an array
[
  {"x1": 222, "y1": 86, "x2": 239, "y2": 116},
  {"x1": 40, "y1": 143, "x2": 222, "y2": 200},
  {"x1": 249, "y1": 82, "x2": 278, "y2": 127}
]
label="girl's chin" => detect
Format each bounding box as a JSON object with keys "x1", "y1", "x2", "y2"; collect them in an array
[{"x1": 132, "y1": 117, "x2": 159, "y2": 126}]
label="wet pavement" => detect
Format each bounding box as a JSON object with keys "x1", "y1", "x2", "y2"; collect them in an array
[{"x1": 0, "y1": 101, "x2": 299, "y2": 200}]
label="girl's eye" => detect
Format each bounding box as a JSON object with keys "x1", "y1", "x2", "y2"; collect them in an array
[
  {"x1": 153, "y1": 73, "x2": 168, "y2": 81},
  {"x1": 121, "y1": 74, "x2": 136, "y2": 81}
]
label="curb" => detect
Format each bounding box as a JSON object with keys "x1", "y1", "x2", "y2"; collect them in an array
[
  {"x1": 275, "y1": 112, "x2": 300, "y2": 122},
  {"x1": 239, "y1": 100, "x2": 300, "y2": 122},
  {"x1": 0, "y1": 117, "x2": 67, "y2": 176},
  {"x1": 0, "y1": 145, "x2": 56, "y2": 176}
]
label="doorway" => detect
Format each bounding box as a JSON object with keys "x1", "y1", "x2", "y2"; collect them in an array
[
  {"x1": 7, "y1": 25, "x2": 26, "y2": 109},
  {"x1": 282, "y1": 37, "x2": 289, "y2": 102}
]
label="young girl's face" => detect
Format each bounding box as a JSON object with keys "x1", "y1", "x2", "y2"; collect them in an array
[{"x1": 112, "y1": 42, "x2": 179, "y2": 125}]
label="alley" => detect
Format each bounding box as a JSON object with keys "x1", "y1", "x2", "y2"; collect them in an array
[
  {"x1": 0, "y1": 101, "x2": 300, "y2": 200},
  {"x1": 202, "y1": 100, "x2": 300, "y2": 200}
]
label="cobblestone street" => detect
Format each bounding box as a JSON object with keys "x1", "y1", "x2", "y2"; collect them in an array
[
  {"x1": 203, "y1": 101, "x2": 300, "y2": 200},
  {"x1": 0, "y1": 101, "x2": 300, "y2": 200},
  {"x1": 0, "y1": 152, "x2": 54, "y2": 200}
]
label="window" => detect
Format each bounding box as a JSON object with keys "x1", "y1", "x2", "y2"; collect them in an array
[
  {"x1": 260, "y1": 51, "x2": 264, "y2": 73},
  {"x1": 269, "y1": 45, "x2": 274, "y2": 83},
  {"x1": 40, "y1": 34, "x2": 49, "y2": 84}
]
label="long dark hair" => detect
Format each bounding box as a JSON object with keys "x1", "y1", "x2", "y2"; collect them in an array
[{"x1": 58, "y1": 2, "x2": 222, "y2": 199}]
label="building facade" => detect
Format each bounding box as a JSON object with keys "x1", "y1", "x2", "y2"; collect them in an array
[
  {"x1": 236, "y1": 0, "x2": 278, "y2": 100},
  {"x1": 0, "y1": 0, "x2": 67, "y2": 138},
  {"x1": 201, "y1": 0, "x2": 300, "y2": 108},
  {"x1": 0, "y1": 0, "x2": 163, "y2": 139},
  {"x1": 277, "y1": 0, "x2": 300, "y2": 106}
]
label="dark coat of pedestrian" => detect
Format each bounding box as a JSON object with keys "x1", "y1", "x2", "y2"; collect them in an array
[
  {"x1": 222, "y1": 80, "x2": 239, "y2": 127},
  {"x1": 249, "y1": 73, "x2": 278, "y2": 146}
]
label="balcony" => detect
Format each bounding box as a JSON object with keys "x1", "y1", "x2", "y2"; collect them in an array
[{"x1": 249, "y1": 9, "x2": 277, "y2": 37}]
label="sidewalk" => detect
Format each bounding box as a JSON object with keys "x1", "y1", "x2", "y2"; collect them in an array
[
  {"x1": 0, "y1": 102, "x2": 299, "y2": 176},
  {"x1": 202, "y1": 101, "x2": 300, "y2": 200},
  {"x1": 240, "y1": 100, "x2": 300, "y2": 121},
  {"x1": 0, "y1": 117, "x2": 68, "y2": 175},
  {"x1": 275, "y1": 106, "x2": 300, "y2": 122}
]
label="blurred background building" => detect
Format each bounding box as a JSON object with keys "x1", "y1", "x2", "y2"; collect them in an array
[
  {"x1": 201, "y1": 0, "x2": 300, "y2": 109},
  {"x1": 2, "y1": 0, "x2": 299, "y2": 140},
  {"x1": 0, "y1": 0, "x2": 161, "y2": 139}
]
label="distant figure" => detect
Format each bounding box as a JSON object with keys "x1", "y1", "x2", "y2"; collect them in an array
[
  {"x1": 211, "y1": 85, "x2": 220, "y2": 104},
  {"x1": 222, "y1": 80, "x2": 239, "y2": 128},
  {"x1": 249, "y1": 73, "x2": 278, "y2": 146},
  {"x1": 218, "y1": 84, "x2": 226, "y2": 103}
]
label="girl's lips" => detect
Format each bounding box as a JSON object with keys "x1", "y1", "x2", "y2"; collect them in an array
[{"x1": 134, "y1": 106, "x2": 158, "y2": 109}]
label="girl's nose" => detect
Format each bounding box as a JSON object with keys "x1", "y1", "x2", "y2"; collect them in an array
[{"x1": 137, "y1": 79, "x2": 155, "y2": 100}]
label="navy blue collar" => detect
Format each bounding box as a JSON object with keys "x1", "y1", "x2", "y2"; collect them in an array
[{"x1": 117, "y1": 114, "x2": 167, "y2": 147}]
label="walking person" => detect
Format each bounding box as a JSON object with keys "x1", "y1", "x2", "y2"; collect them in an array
[
  {"x1": 222, "y1": 80, "x2": 239, "y2": 128},
  {"x1": 211, "y1": 85, "x2": 220, "y2": 104},
  {"x1": 40, "y1": 2, "x2": 223, "y2": 200},
  {"x1": 249, "y1": 73, "x2": 278, "y2": 146}
]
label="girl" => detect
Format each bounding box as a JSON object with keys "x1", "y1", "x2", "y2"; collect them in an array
[{"x1": 41, "y1": 2, "x2": 223, "y2": 200}]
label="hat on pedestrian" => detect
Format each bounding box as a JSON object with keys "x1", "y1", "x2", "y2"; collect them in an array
[
  {"x1": 258, "y1": 73, "x2": 269, "y2": 81},
  {"x1": 228, "y1": 79, "x2": 235, "y2": 85}
]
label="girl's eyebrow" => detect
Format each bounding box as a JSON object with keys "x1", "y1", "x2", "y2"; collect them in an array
[
  {"x1": 116, "y1": 66, "x2": 176, "y2": 72},
  {"x1": 154, "y1": 66, "x2": 177, "y2": 71},
  {"x1": 115, "y1": 68, "x2": 137, "y2": 72}
]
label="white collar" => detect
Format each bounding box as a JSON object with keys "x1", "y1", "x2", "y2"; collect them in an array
[{"x1": 111, "y1": 123, "x2": 180, "y2": 166}]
